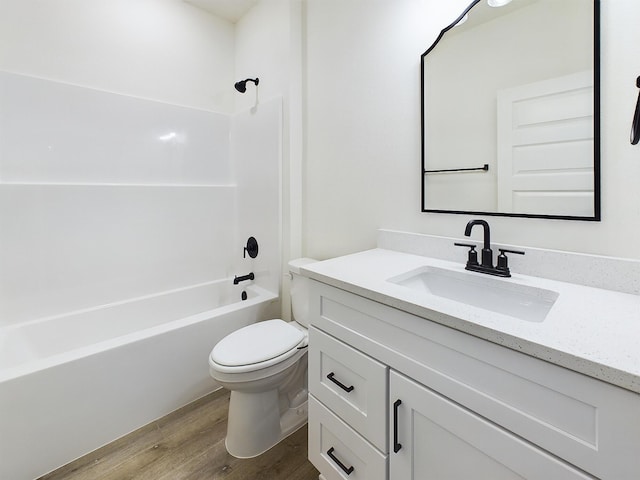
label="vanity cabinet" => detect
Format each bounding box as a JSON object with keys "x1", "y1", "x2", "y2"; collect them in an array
[{"x1": 307, "y1": 280, "x2": 640, "y2": 480}]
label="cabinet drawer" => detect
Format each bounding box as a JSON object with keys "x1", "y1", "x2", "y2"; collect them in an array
[
  {"x1": 309, "y1": 326, "x2": 388, "y2": 452},
  {"x1": 309, "y1": 395, "x2": 387, "y2": 480}
]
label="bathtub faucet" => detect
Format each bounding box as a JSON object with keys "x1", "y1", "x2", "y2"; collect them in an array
[{"x1": 233, "y1": 272, "x2": 255, "y2": 285}]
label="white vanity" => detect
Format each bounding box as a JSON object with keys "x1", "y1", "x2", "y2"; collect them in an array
[{"x1": 303, "y1": 231, "x2": 640, "y2": 480}]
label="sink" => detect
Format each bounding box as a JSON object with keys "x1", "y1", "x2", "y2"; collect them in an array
[{"x1": 387, "y1": 266, "x2": 558, "y2": 322}]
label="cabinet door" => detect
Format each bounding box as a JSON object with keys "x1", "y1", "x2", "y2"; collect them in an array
[{"x1": 389, "y1": 371, "x2": 592, "y2": 480}]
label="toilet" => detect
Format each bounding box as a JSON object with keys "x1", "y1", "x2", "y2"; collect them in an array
[{"x1": 208, "y1": 258, "x2": 316, "y2": 458}]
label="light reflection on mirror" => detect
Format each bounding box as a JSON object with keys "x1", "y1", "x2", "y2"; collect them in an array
[{"x1": 421, "y1": 0, "x2": 599, "y2": 220}]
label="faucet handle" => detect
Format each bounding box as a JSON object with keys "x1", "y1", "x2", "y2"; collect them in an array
[
  {"x1": 454, "y1": 242, "x2": 479, "y2": 267},
  {"x1": 497, "y1": 248, "x2": 525, "y2": 276},
  {"x1": 498, "y1": 248, "x2": 525, "y2": 256}
]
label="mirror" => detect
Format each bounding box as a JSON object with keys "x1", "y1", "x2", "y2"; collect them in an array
[{"x1": 421, "y1": 0, "x2": 600, "y2": 220}]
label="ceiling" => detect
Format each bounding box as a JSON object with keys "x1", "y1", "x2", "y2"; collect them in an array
[{"x1": 184, "y1": 0, "x2": 259, "y2": 23}]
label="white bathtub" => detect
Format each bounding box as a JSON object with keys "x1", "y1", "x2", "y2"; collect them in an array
[{"x1": 0, "y1": 280, "x2": 278, "y2": 480}]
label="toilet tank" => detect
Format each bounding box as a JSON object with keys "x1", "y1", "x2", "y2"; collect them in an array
[{"x1": 288, "y1": 258, "x2": 317, "y2": 327}]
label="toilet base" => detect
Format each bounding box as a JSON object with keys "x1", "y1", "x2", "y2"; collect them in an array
[
  {"x1": 225, "y1": 389, "x2": 308, "y2": 458},
  {"x1": 214, "y1": 339, "x2": 309, "y2": 458},
  {"x1": 280, "y1": 398, "x2": 308, "y2": 439}
]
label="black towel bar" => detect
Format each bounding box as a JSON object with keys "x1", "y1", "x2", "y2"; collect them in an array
[{"x1": 424, "y1": 164, "x2": 489, "y2": 174}]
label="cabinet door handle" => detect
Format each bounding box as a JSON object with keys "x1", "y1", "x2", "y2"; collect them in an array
[
  {"x1": 393, "y1": 399, "x2": 402, "y2": 453},
  {"x1": 327, "y1": 447, "x2": 355, "y2": 475},
  {"x1": 327, "y1": 372, "x2": 355, "y2": 393}
]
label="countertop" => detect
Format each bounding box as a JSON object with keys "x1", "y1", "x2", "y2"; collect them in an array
[{"x1": 301, "y1": 248, "x2": 640, "y2": 394}]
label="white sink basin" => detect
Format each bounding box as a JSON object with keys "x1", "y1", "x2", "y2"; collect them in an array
[{"x1": 388, "y1": 266, "x2": 558, "y2": 322}]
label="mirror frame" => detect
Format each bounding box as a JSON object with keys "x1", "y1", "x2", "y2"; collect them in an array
[{"x1": 420, "y1": 0, "x2": 601, "y2": 221}]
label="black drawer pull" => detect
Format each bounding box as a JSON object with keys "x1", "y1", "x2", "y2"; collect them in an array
[
  {"x1": 327, "y1": 372, "x2": 355, "y2": 393},
  {"x1": 327, "y1": 447, "x2": 354, "y2": 475},
  {"x1": 393, "y1": 399, "x2": 402, "y2": 453}
]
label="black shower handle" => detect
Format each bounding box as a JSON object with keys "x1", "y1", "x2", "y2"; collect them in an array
[{"x1": 243, "y1": 236, "x2": 259, "y2": 259}]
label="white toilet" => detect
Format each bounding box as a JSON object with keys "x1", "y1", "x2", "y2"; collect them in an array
[{"x1": 208, "y1": 258, "x2": 316, "y2": 458}]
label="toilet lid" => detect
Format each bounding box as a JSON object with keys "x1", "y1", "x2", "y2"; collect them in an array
[{"x1": 211, "y1": 319, "x2": 305, "y2": 367}]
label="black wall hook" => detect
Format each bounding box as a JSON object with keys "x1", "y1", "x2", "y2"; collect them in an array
[{"x1": 631, "y1": 76, "x2": 640, "y2": 145}]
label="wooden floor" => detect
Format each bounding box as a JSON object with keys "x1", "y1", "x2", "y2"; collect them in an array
[{"x1": 38, "y1": 389, "x2": 319, "y2": 480}]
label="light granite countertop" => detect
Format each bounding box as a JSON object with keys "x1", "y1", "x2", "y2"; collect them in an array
[{"x1": 301, "y1": 248, "x2": 640, "y2": 394}]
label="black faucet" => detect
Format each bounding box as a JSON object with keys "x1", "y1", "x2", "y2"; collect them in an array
[
  {"x1": 464, "y1": 219, "x2": 493, "y2": 269},
  {"x1": 454, "y1": 219, "x2": 524, "y2": 277}
]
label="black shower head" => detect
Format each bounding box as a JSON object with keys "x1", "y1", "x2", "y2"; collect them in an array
[{"x1": 234, "y1": 78, "x2": 259, "y2": 93}]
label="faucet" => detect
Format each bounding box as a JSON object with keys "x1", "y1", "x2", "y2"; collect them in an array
[
  {"x1": 464, "y1": 219, "x2": 493, "y2": 269},
  {"x1": 454, "y1": 219, "x2": 524, "y2": 277},
  {"x1": 233, "y1": 272, "x2": 255, "y2": 285}
]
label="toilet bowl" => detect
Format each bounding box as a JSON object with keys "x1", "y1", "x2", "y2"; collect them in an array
[{"x1": 208, "y1": 258, "x2": 316, "y2": 458}]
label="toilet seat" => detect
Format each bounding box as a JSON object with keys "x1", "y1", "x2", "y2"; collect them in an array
[{"x1": 210, "y1": 320, "x2": 307, "y2": 374}]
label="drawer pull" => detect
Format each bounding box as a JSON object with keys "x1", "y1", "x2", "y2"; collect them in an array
[
  {"x1": 393, "y1": 399, "x2": 402, "y2": 453},
  {"x1": 327, "y1": 447, "x2": 355, "y2": 475},
  {"x1": 327, "y1": 372, "x2": 355, "y2": 393}
]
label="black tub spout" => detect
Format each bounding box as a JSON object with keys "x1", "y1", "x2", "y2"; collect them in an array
[{"x1": 233, "y1": 272, "x2": 254, "y2": 285}]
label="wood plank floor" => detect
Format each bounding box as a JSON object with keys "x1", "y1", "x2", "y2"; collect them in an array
[{"x1": 38, "y1": 389, "x2": 319, "y2": 480}]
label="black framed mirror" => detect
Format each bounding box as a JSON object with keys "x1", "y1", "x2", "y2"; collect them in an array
[{"x1": 421, "y1": 0, "x2": 600, "y2": 220}]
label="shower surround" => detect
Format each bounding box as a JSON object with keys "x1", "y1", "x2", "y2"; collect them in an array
[{"x1": 0, "y1": 71, "x2": 282, "y2": 479}]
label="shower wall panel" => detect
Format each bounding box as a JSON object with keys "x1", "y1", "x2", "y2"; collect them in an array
[
  {"x1": 0, "y1": 72, "x2": 236, "y2": 328},
  {"x1": 0, "y1": 71, "x2": 231, "y2": 184},
  {"x1": 231, "y1": 97, "x2": 283, "y2": 299}
]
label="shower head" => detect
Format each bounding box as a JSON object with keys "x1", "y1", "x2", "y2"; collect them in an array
[{"x1": 234, "y1": 78, "x2": 259, "y2": 93}]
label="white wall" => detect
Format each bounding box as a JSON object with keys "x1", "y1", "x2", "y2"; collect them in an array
[
  {"x1": 235, "y1": 0, "x2": 292, "y2": 113},
  {"x1": 303, "y1": 0, "x2": 640, "y2": 261},
  {"x1": 0, "y1": 0, "x2": 235, "y2": 112}
]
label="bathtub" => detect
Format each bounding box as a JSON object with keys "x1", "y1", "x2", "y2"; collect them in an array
[{"x1": 0, "y1": 280, "x2": 278, "y2": 480}]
